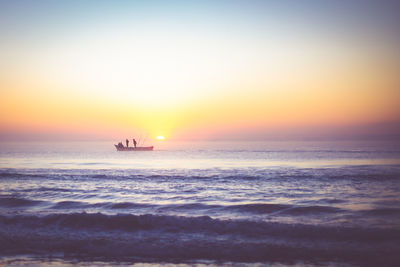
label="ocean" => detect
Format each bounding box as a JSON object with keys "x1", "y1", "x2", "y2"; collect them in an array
[{"x1": 0, "y1": 140, "x2": 400, "y2": 266}]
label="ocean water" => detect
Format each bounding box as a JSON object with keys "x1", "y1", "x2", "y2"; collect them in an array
[{"x1": 0, "y1": 140, "x2": 400, "y2": 266}]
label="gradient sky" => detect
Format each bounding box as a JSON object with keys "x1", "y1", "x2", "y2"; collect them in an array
[{"x1": 1, "y1": 0, "x2": 399, "y2": 141}]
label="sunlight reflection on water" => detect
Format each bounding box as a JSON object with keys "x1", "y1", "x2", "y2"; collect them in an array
[{"x1": 1, "y1": 140, "x2": 400, "y2": 169}]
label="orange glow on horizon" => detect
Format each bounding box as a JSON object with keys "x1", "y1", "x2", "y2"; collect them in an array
[{"x1": 1, "y1": 2, "x2": 399, "y2": 141}]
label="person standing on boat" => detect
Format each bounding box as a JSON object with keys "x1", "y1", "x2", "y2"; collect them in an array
[
  {"x1": 126, "y1": 139, "x2": 129, "y2": 147},
  {"x1": 133, "y1": 139, "x2": 137, "y2": 148}
]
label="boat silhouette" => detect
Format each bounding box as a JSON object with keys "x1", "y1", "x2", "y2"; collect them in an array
[{"x1": 114, "y1": 144, "x2": 153, "y2": 151}]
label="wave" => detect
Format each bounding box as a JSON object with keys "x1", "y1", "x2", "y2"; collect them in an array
[
  {"x1": 0, "y1": 213, "x2": 399, "y2": 265},
  {"x1": 51, "y1": 201, "x2": 93, "y2": 209},
  {"x1": 0, "y1": 196, "x2": 44, "y2": 207},
  {"x1": 0, "y1": 195, "x2": 385, "y2": 219},
  {"x1": 106, "y1": 202, "x2": 155, "y2": 209},
  {"x1": 1, "y1": 212, "x2": 398, "y2": 241},
  {"x1": 280, "y1": 205, "x2": 343, "y2": 215},
  {"x1": 47, "y1": 200, "x2": 347, "y2": 216},
  {"x1": 0, "y1": 170, "x2": 43, "y2": 179},
  {"x1": 1, "y1": 164, "x2": 396, "y2": 187},
  {"x1": 219, "y1": 203, "x2": 342, "y2": 215},
  {"x1": 152, "y1": 202, "x2": 345, "y2": 215},
  {"x1": 360, "y1": 208, "x2": 400, "y2": 216},
  {"x1": 1, "y1": 165, "x2": 400, "y2": 183}
]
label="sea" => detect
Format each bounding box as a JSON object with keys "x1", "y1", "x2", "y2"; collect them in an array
[{"x1": 0, "y1": 140, "x2": 400, "y2": 266}]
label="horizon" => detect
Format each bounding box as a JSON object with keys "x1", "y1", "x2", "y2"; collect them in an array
[
  {"x1": 1, "y1": 120, "x2": 399, "y2": 142},
  {"x1": 1, "y1": 1, "x2": 400, "y2": 141}
]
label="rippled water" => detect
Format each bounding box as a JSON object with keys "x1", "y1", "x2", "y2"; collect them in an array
[{"x1": 0, "y1": 141, "x2": 400, "y2": 266}]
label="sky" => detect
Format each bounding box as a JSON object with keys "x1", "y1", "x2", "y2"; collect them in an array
[{"x1": 0, "y1": 0, "x2": 399, "y2": 141}]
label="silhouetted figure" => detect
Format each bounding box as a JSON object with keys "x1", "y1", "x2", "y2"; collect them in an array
[
  {"x1": 126, "y1": 139, "x2": 129, "y2": 148},
  {"x1": 133, "y1": 139, "x2": 137, "y2": 148},
  {"x1": 117, "y1": 142, "x2": 124, "y2": 148}
]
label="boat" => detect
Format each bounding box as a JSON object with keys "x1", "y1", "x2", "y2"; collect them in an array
[{"x1": 114, "y1": 145, "x2": 154, "y2": 151}]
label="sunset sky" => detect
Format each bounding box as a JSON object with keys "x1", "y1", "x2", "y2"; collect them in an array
[{"x1": 1, "y1": 0, "x2": 399, "y2": 141}]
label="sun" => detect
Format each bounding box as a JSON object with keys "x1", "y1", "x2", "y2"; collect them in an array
[{"x1": 156, "y1": 136, "x2": 165, "y2": 140}]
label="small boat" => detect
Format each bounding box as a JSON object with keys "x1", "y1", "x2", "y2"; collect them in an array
[{"x1": 114, "y1": 145, "x2": 154, "y2": 151}]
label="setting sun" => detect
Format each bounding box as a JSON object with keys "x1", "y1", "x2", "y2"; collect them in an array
[
  {"x1": 1, "y1": 1, "x2": 400, "y2": 266},
  {"x1": 0, "y1": 0, "x2": 399, "y2": 142}
]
